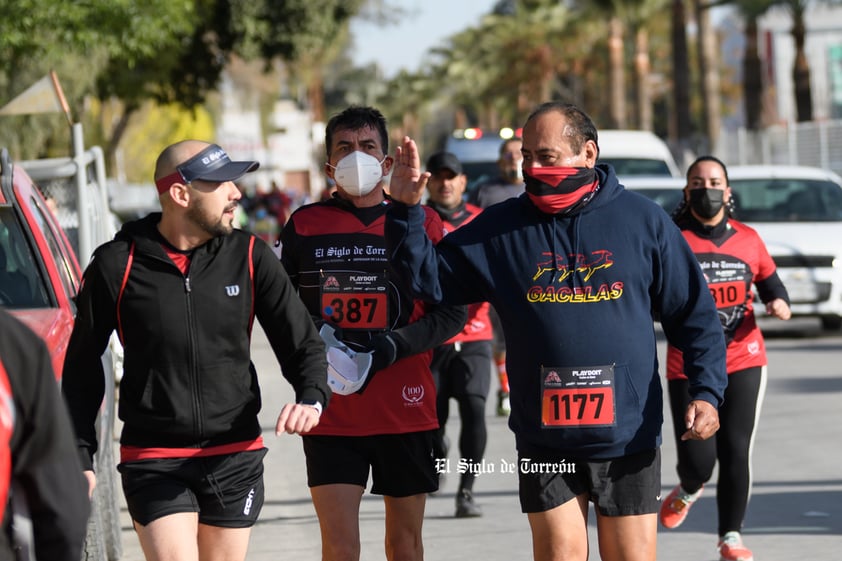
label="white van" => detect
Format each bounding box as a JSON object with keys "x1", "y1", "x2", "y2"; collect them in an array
[{"x1": 597, "y1": 130, "x2": 681, "y2": 179}]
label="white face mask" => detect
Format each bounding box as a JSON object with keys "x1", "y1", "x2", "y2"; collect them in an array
[{"x1": 329, "y1": 151, "x2": 385, "y2": 197}]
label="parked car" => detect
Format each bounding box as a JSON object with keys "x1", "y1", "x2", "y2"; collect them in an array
[
  {"x1": 620, "y1": 176, "x2": 685, "y2": 214},
  {"x1": 0, "y1": 147, "x2": 121, "y2": 560},
  {"x1": 728, "y1": 165, "x2": 842, "y2": 330},
  {"x1": 0, "y1": 151, "x2": 81, "y2": 373},
  {"x1": 623, "y1": 165, "x2": 842, "y2": 330},
  {"x1": 597, "y1": 130, "x2": 682, "y2": 179}
]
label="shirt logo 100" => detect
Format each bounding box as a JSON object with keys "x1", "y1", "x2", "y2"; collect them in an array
[
  {"x1": 402, "y1": 385, "x2": 425, "y2": 404},
  {"x1": 225, "y1": 285, "x2": 240, "y2": 297}
]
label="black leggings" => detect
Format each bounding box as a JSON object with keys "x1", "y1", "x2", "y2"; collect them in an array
[
  {"x1": 667, "y1": 366, "x2": 765, "y2": 536},
  {"x1": 440, "y1": 394, "x2": 487, "y2": 491},
  {"x1": 431, "y1": 342, "x2": 491, "y2": 492}
]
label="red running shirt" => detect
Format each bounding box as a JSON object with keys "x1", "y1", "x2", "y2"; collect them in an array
[{"x1": 667, "y1": 220, "x2": 778, "y2": 378}]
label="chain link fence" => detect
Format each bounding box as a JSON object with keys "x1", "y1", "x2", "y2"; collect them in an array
[
  {"x1": 718, "y1": 119, "x2": 842, "y2": 176},
  {"x1": 20, "y1": 146, "x2": 116, "y2": 266}
]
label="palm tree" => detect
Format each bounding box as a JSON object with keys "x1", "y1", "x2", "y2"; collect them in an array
[
  {"x1": 734, "y1": 0, "x2": 775, "y2": 130},
  {"x1": 672, "y1": 0, "x2": 693, "y2": 144},
  {"x1": 695, "y1": 0, "x2": 721, "y2": 152},
  {"x1": 584, "y1": 0, "x2": 671, "y2": 130},
  {"x1": 779, "y1": 0, "x2": 812, "y2": 121},
  {"x1": 608, "y1": 16, "x2": 628, "y2": 128},
  {"x1": 427, "y1": 1, "x2": 572, "y2": 129}
]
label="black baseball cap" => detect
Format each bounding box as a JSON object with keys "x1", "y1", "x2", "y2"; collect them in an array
[
  {"x1": 426, "y1": 151, "x2": 463, "y2": 175},
  {"x1": 156, "y1": 144, "x2": 259, "y2": 193}
]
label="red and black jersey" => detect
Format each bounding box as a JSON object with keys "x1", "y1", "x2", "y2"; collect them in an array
[
  {"x1": 667, "y1": 218, "x2": 780, "y2": 378},
  {"x1": 281, "y1": 196, "x2": 461, "y2": 436},
  {"x1": 429, "y1": 201, "x2": 493, "y2": 344}
]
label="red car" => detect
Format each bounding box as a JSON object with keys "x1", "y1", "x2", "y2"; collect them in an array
[
  {"x1": 1, "y1": 147, "x2": 121, "y2": 561},
  {"x1": 0, "y1": 149, "x2": 82, "y2": 377}
]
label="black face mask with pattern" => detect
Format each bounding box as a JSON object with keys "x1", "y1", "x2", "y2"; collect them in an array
[{"x1": 688, "y1": 188, "x2": 724, "y2": 219}]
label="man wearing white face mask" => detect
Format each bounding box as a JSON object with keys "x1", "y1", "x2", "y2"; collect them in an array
[{"x1": 279, "y1": 105, "x2": 467, "y2": 561}]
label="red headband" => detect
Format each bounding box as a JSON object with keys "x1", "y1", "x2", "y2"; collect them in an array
[{"x1": 155, "y1": 171, "x2": 184, "y2": 194}]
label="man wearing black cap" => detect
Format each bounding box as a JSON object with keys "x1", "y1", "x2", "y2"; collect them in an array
[
  {"x1": 62, "y1": 140, "x2": 330, "y2": 561},
  {"x1": 425, "y1": 151, "x2": 493, "y2": 518}
]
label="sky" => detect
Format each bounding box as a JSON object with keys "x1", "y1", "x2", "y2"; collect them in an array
[{"x1": 349, "y1": 1, "x2": 499, "y2": 79}]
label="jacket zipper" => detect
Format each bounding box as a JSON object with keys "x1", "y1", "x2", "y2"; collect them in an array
[{"x1": 184, "y1": 271, "x2": 204, "y2": 440}]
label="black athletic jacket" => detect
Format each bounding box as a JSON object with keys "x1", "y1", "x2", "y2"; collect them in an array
[
  {"x1": 0, "y1": 309, "x2": 89, "y2": 561},
  {"x1": 62, "y1": 214, "x2": 329, "y2": 470}
]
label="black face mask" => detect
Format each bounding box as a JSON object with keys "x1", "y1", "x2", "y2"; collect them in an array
[{"x1": 688, "y1": 188, "x2": 724, "y2": 219}]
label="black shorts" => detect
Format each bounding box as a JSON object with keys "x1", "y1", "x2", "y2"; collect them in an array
[
  {"x1": 302, "y1": 431, "x2": 438, "y2": 497},
  {"x1": 518, "y1": 448, "x2": 661, "y2": 516},
  {"x1": 118, "y1": 448, "x2": 268, "y2": 527},
  {"x1": 431, "y1": 340, "x2": 493, "y2": 399}
]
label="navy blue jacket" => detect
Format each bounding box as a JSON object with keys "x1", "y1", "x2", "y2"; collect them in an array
[{"x1": 386, "y1": 165, "x2": 727, "y2": 459}]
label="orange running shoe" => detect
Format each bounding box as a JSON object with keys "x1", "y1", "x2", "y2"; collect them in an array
[
  {"x1": 717, "y1": 531, "x2": 754, "y2": 561},
  {"x1": 659, "y1": 484, "x2": 703, "y2": 529}
]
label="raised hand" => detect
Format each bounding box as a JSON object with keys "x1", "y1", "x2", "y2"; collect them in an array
[{"x1": 388, "y1": 136, "x2": 430, "y2": 205}]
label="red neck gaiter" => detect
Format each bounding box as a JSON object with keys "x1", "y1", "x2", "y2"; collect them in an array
[{"x1": 524, "y1": 166, "x2": 599, "y2": 214}]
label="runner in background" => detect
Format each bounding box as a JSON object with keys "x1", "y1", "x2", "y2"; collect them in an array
[
  {"x1": 425, "y1": 151, "x2": 493, "y2": 518},
  {"x1": 469, "y1": 137, "x2": 525, "y2": 416},
  {"x1": 661, "y1": 155, "x2": 791, "y2": 561}
]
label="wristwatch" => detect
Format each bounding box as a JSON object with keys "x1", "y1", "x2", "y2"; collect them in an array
[{"x1": 297, "y1": 399, "x2": 323, "y2": 415}]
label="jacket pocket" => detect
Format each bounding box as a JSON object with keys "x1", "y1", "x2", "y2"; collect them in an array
[{"x1": 200, "y1": 360, "x2": 260, "y2": 432}]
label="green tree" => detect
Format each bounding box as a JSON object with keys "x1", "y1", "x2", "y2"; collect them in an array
[
  {"x1": 422, "y1": 0, "x2": 573, "y2": 131},
  {"x1": 695, "y1": 0, "x2": 721, "y2": 151},
  {"x1": 672, "y1": 0, "x2": 693, "y2": 144},
  {"x1": 584, "y1": 0, "x2": 670, "y2": 129},
  {"x1": 258, "y1": 0, "x2": 366, "y2": 122},
  {"x1": 772, "y1": 0, "x2": 842, "y2": 122},
  {"x1": 1, "y1": 0, "x2": 369, "y2": 172},
  {"x1": 0, "y1": 0, "x2": 194, "y2": 159},
  {"x1": 787, "y1": 0, "x2": 812, "y2": 121}
]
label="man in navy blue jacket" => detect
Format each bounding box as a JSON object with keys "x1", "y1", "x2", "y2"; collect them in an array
[{"x1": 385, "y1": 102, "x2": 727, "y2": 561}]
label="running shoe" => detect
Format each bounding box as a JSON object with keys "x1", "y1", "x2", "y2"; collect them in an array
[
  {"x1": 455, "y1": 489, "x2": 482, "y2": 518},
  {"x1": 496, "y1": 390, "x2": 511, "y2": 417},
  {"x1": 659, "y1": 484, "x2": 703, "y2": 529},
  {"x1": 717, "y1": 531, "x2": 753, "y2": 561}
]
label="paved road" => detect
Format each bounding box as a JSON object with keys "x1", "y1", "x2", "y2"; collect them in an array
[{"x1": 114, "y1": 317, "x2": 841, "y2": 560}]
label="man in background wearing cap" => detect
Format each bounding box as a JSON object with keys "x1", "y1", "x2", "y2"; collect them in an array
[
  {"x1": 424, "y1": 151, "x2": 494, "y2": 518},
  {"x1": 468, "y1": 137, "x2": 525, "y2": 418},
  {"x1": 280, "y1": 106, "x2": 466, "y2": 561},
  {"x1": 62, "y1": 140, "x2": 330, "y2": 561}
]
